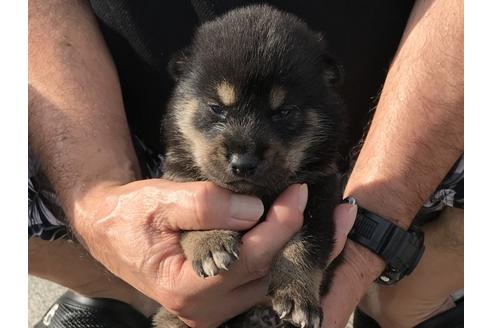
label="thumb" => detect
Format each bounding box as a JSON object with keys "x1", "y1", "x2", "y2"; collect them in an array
[
  {"x1": 321, "y1": 202, "x2": 385, "y2": 328},
  {"x1": 213, "y1": 183, "x2": 307, "y2": 287},
  {"x1": 158, "y1": 180, "x2": 264, "y2": 231},
  {"x1": 329, "y1": 202, "x2": 358, "y2": 262}
]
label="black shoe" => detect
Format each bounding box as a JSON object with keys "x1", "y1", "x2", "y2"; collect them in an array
[
  {"x1": 353, "y1": 298, "x2": 464, "y2": 328},
  {"x1": 34, "y1": 291, "x2": 152, "y2": 328}
]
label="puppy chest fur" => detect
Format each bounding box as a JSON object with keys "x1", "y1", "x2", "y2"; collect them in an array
[{"x1": 156, "y1": 5, "x2": 347, "y2": 328}]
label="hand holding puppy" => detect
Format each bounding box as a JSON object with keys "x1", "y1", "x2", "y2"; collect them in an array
[{"x1": 73, "y1": 181, "x2": 356, "y2": 328}]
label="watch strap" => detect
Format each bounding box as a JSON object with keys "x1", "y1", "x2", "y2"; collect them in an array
[{"x1": 348, "y1": 206, "x2": 425, "y2": 285}]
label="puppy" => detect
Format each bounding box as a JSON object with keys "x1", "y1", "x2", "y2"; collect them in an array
[{"x1": 154, "y1": 5, "x2": 346, "y2": 328}]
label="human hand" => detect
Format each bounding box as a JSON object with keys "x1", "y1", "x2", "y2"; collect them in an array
[
  {"x1": 357, "y1": 207, "x2": 463, "y2": 328},
  {"x1": 71, "y1": 180, "x2": 306, "y2": 327},
  {"x1": 321, "y1": 205, "x2": 385, "y2": 328}
]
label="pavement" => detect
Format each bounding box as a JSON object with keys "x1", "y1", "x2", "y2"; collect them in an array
[
  {"x1": 28, "y1": 276, "x2": 67, "y2": 327},
  {"x1": 29, "y1": 276, "x2": 353, "y2": 328}
]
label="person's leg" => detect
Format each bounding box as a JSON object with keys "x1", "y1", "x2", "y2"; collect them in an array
[
  {"x1": 358, "y1": 207, "x2": 464, "y2": 328},
  {"x1": 29, "y1": 237, "x2": 159, "y2": 317}
]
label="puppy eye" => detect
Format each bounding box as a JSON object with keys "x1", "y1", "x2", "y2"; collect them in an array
[
  {"x1": 279, "y1": 108, "x2": 291, "y2": 116},
  {"x1": 209, "y1": 104, "x2": 225, "y2": 117},
  {"x1": 272, "y1": 105, "x2": 298, "y2": 121}
]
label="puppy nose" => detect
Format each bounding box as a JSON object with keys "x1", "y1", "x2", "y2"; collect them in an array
[{"x1": 230, "y1": 153, "x2": 258, "y2": 177}]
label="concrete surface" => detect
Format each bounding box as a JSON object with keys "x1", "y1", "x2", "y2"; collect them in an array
[
  {"x1": 29, "y1": 276, "x2": 353, "y2": 328},
  {"x1": 28, "y1": 276, "x2": 67, "y2": 327}
]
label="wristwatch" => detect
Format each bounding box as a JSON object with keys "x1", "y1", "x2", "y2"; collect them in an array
[{"x1": 346, "y1": 198, "x2": 425, "y2": 285}]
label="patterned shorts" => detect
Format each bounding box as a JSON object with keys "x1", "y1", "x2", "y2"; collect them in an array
[
  {"x1": 28, "y1": 139, "x2": 464, "y2": 241},
  {"x1": 414, "y1": 155, "x2": 464, "y2": 225},
  {"x1": 28, "y1": 137, "x2": 164, "y2": 240}
]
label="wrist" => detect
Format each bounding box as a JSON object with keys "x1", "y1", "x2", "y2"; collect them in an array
[
  {"x1": 65, "y1": 157, "x2": 139, "y2": 215},
  {"x1": 69, "y1": 181, "x2": 126, "y2": 245},
  {"x1": 344, "y1": 178, "x2": 416, "y2": 230},
  {"x1": 345, "y1": 240, "x2": 385, "y2": 281}
]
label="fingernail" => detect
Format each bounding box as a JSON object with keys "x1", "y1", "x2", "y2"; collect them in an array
[
  {"x1": 347, "y1": 203, "x2": 358, "y2": 232},
  {"x1": 298, "y1": 184, "x2": 308, "y2": 212},
  {"x1": 230, "y1": 194, "x2": 264, "y2": 220},
  {"x1": 348, "y1": 203, "x2": 358, "y2": 221}
]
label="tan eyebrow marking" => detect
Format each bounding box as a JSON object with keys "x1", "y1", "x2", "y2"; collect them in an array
[
  {"x1": 174, "y1": 97, "x2": 211, "y2": 169},
  {"x1": 270, "y1": 86, "x2": 287, "y2": 110},
  {"x1": 216, "y1": 81, "x2": 236, "y2": 106}
]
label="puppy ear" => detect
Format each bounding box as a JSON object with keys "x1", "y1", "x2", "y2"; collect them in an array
[
  {"x1": 316, "y1": 33, "x2": 344, "y2": 86},
  {"x1": 322, "y1": 54, "x2": 344, "y2": 86},
  {"x1": 168, "y1": 48, "x2": 191, "y2": 80}
]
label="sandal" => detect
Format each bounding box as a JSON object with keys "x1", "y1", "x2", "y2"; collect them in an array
[{"x1": 34, "y1": 291, "x2": 152, "y2": 328}]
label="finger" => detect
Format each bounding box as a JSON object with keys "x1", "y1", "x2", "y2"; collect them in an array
[
  {"x1": 222, "y1": 276, "x2": 270, "y2": 318},
  {"x1": 228, "y1": 184, "x2": 307, "y2": 285},
  {"x1": 321, "y1": 241, "x2": 384, "y2": 328},
  {"x1": 180, "y1": 276, "x2": 270, "y2": 328},
  {"x1": 172, "y1": 254, "x2": 231, "y2": 294},
  {"x1": 329, "y1": 203, "x2": 358, "y2": 262},
  {"x1": 165, "y1": 184, "x2": 306, "y2": 294},
  {"x1": 149, "y1": 179, "x2": 264, "y2": 231}
]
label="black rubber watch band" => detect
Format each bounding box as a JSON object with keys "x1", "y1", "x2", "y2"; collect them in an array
[{"x1": 347, "y1": 200, "x2": 425, "y2": 285}]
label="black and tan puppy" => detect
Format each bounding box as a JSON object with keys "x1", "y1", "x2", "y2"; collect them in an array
[{"x1": 154, "y1": 5, "x2": 346, "y2": 328}]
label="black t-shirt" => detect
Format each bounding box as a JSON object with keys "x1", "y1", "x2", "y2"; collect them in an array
[{"x1": 88, "y1": 0, "x2": 416, "y2": 153}]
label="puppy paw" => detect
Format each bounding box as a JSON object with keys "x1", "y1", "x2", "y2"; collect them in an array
[
  {"x1": 272, "y1": 291, "x2": 322, "y2": 328},
  {"x1": 180, "y1": 230, "x2": 241, "y2": 277},
  {"x1": 153, "y1": 307, "x2": 188, "y2": 328}
]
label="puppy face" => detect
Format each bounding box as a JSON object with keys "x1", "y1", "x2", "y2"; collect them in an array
[{"x1": 165, "y1": 5, "x2": 344, "y2": 196}]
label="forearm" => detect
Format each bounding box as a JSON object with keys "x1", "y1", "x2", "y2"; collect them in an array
[
  {"x1": 322, "y1": 4, "x2": 463, "y2": 324},
  {"x1": 345, "y1": 0, "x2": 463, "y2": 228},
  {"x1": 28, "y1": 0, "x2": 139, "y2": 220}
]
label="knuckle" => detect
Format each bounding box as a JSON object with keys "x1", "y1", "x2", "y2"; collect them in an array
[
  {"x1": 192, "y1": 182, "x2": 218, "y2": 224},
  {"x1": 244, "y1": 258, "x2": 270, "y2": 279},
  {"x1": 239, "y1": 236, "x2": 273, "y2": 279},
  {"x1": 253, "y1": 265, "x2": 270, "y2": 279},
  {"x1": 272, "y1": 207, "x2": 302, "y2": 233},
  {"x1": 139, "y1": 184, "x2": 159, "y2": 199},
  {"x1": 284, "y1": 213, "x2": 303, "y2": 232},
  {"x1": 165, "y1": 294, "x2": 193, "y2": 315},
  {"x1": 163, "y1": 297, "x2": 185, "y2": 314},
  {"x1": 194, "y1": 182, "x2": 218, "y2": 204}
]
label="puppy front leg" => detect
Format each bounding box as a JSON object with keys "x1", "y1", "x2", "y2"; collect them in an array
[
  {"x1": 270, "y1": 178, "x2": 339, "y2": 328},
  {"x1": 270, "y1": 234, "x2": 324, "y2": 328},
  {"x1": 152, "y1": 230, "x2": 241, "y2": 328}
]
